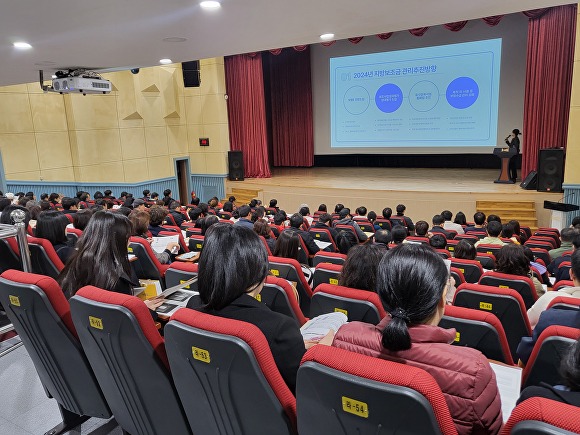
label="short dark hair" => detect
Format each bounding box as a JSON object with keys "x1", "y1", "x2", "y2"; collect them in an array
[
  {"x1": 335, "y1": 230, "x2": 358, "y2": 254},
  {"x1": 355, "y1": 206, "x2": 367, "y2": 216},
  {"x1": 201, "y1": 215, "x2": 219, "y2": 236},
  {"x1": 273, "y1": 212, "x2": 286, "y2": 225},
  {"x1": 72, "y1": 209, "x2": 93, "y2": 231},
  {"x1": 149, "y1": 206, "x2": 168, "y2": 226},
  {"x1": 188, "y1": 207, "x2": 202, "y2": 221},
  {"x1": 382, "y1": 208, "x2": 392, "y2": 219},
  {"x1": 561, "y1": 227, "x2": 579, "y2": 243},
  {"x1": 289, "y1": 213, "x2": 304, "y2": 229},
  {"x1": 571, "y1": 249, "x2": 580, "y2": 282},
  {"x1": 378, "y1": 244, "x2": 447, "y2": 351},
  {"x1": 391, "y1": 226, "x2": 407, "y2": 244},
  {"x1": 339, "y1": 208, "x2": 350, "y2": 219},
  {"x1": 238, "y1": 205, "x2": 251, "y2": 218},
  {"x1": 495, "y1": 244, "x2": 529, "y2": 276},
  {"x1": 334, "y1": 203, "x2": 344, "y2": 213},
  {"x1": 191, "y1": 197, "x2": 200, "y2": 206},
  {"x1": 143, "y1": 189, "x2": 150, "y2": 197},
  {"x1": 269, "y1": 199, "x2": 278, "y2": 207},
  {"x1": 222, "y1": 201, "x2": 233, "y2": 213},
  {"x1": 169, "y1": 200, "x2": 181, "y2": 210},
  {"x1": 432, "y1": 215, "x2": 445, "y2": 226},
  {"x1": 318, "y1": 213, "x2": 332, "y2": 225},
  {"x1": 318, "y1": 204, "x2": 327, "y2": 212},
  {"x1": 36, "y1": 210, "x2": 69, "y2": 245},
  {"x1": 367, "y1": 211, "x2": 377, "y2": 222},
  {"x1": 198, "y1": 224, "x2": 268, "y2": 310},
  {"x1": 501, "y1": 223, "x2": 515, "y2": 239},
  {"x1": 572, "y1": 216, "x2": 580, "y2": 227},
  {"x1": 487, "y1": 214, "x2": 502, "y2": 224},
  {"x1": 374, "y1": 229, "x2": 391, "y2": 245},
  {"x1": 486, "y1": 220, "x2": 502, "y2": 237},
  {"x1": 415, "y1": 221, "x2": 429, "y2": 236},
  {"x1": 163, "y1": 189, "x2": 171, "y2": 197},
  {"x1": 228, "y1": 196, "x2": 236, "y2": 203},
  {"x1": 298, "y1": 206, "x2": 310, "y2": 217},
  {"x1": 396, "y1": 204, "x2": 406, "y2": 214},
  {"x1": 249, "y1": 199, "x2": 258, "y2": 208},
  {"x1": 474, "y1": 212, "x2": 486, "y2": 225},
  {"x1": 441, "y1": 210, "x2": 452, "y2": 221},
  {"x1": 339, "y1": 244, "x2": 384, "y2": 291},
  {"x1": 61, "y1": 197, "x2": 76, "y2": 210},
  {"x1": 429, "y1": 234, "x2": 447, "y2": 249},
  {"x1": 453, "y1": 240, "x2": 476, "y2": 260},
  {"x1": 151, "y1": 192, "x2": 159, "y2": 199},
  {"x1": 103, "y1": 190, "x2": 112, "y2": 196}
]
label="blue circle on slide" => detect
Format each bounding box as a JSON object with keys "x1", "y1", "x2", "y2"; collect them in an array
[
  {"x1": 446, "y1": 77, "x2": 479, "y2": 109},
  {"x1": 375, "y1": 83, "x2": 403, "y2": 113}
]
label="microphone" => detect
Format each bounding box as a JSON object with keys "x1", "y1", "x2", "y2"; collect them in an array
[{"x1": 505, "y1": 135, "x2": 511, "y2": 141}]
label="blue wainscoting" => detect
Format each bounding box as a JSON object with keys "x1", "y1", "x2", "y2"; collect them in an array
[
  {"x1": 6, "y1": 177, "x2": 179, "y2": 201},
  {"x1": 563, "y1": 184, "x2": 580, "y2": 226},
  {"x1": 190, "y1": 174, "x2": 226, "y2": 202}
]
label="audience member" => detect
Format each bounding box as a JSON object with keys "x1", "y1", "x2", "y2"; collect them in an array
[
  {"x1": 299, "y1": 205, "x2": 313, "y2": 225},
  {"x1": 286, "y1": 213, "x2": 319, "y2": 255},
  {"x1": 253, "y1": 219, "x2": 276, "y2": 253},
  {"x1": 495, "y1": 244, "x2": 544, "y2": 298},
  {"x1": 200, "y1": 215, "x2": 219, "y2": 236},
  {"x1": 269, "y1": 199, "x2": 279, "y2": 211},
  {"x1": 72, "y1": 209, "x2": 93, "y2": 231},
  {"x1": 372, "y1": 229, "x2": 391, "y2": 250},
  {"x1": 395, "y1": 204, "x2": 415, "y2": 232},
  {"x1": 334, "y1": 203, "x2": 344, "y2": 214},
  {"x1": 129, "y1": 210, "x2": 179, "y2": 264},
  {"x1": 441, "y1": 210, "x2": 464, "y2": 234},
  {"x1": 167, "y1": 201, "x2": 186, "y2": 227},
  {"x1": 332, "y1": 244, "x2": 502, "y2": 435},
  {"x1": 501, "y1": 223, "x2": 520, "y2": 244},
  {"x1": 509, "y1": 220, "x2": 525, "y2": 243},
  {"x1": 414, "y1": 220, "x2": 429, "y2": 237},
  {"x1": 311, "y1": 213, "x2": 339, "y2": 244},
  {"x1": 335, "y1": 229, "x2": 358, "y2": 254},
  {"x1": 465, "y1": 212, "x2": 486, "y2": 233},
  {"x1": 233, "y1": 205, "x2": 253, "y2": 229},
  {"x1": 429, "y1": 234, "x2": 447, "y2": 250},
  {"x1": 390, "y1": 225, "x2": 407, "y2": 245},
  {"x1": 148, "y1": 206, "x2": 171, "y2": 236},
  {"x1": 453, "y1": 212, "x2": 467, "y2": 226},
  {"x1": 335, "y1": 208, "x2": 368, "y2": 241},
  {"x1": 430, "y1": 215, "x2": 451, "y2": 238},
  {"x1": 317, "y1": 203, "x2": 327, "y2": 213},
  {"x1": 547, "y1": 234, "x2": 580, "y2": 279},
  {"x1": 453, "y1": 240, "x2": 476, "y2": 260},
  {"x1": 132, "y1": 199, "x2": 147, "y2": 211},
  {"x1": 35, "y1": 210, "x2": 76, "y2": 264},
  {"x1": 270, "y1": 212, "x2": 287, "y2": 236},
  {"x1": 474, "y1": 221, "x2": 506, "y2": 247},
  {"x1": 338, "y1": 244, "x2": 384, "y2": 292},
  {"x1": 487, "y1": 214, "x2": 502, "y2": 224},
  {"x1": 549, "y1": 228, "x2": 579, "y2": 260},
  {"x1": 162, "y1": 188, "x2": 173, "y2": 206}
]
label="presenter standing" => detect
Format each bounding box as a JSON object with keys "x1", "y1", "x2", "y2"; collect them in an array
[{"x1": 505, "y1": 128, "x2": 521, "y2": 182}]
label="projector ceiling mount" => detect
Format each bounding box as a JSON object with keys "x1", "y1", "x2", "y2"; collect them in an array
[{"x1": 39, "y1": 69, "x2": 112, "y2": 95}]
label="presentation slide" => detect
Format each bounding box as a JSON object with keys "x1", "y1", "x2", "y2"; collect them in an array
[{"x1": 330, "y1": 39, "x2": 502, "y2": 149}]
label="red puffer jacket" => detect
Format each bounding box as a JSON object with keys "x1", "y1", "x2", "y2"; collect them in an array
[{"x1": 333, "y1": 317, "x2": 503, "y2": 435}]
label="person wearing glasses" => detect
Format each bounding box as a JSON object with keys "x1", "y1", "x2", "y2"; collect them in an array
[{"x1": 332, "y1": 243, "x2": 502, "y2": 435}]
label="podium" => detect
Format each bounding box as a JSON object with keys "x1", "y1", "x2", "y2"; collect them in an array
[
  {"x1": 493, "y1": 147, "x2": 517, "y2": 184},
  {"x1": 544, "y1": 200, "x2": 580, "y2": 229}
]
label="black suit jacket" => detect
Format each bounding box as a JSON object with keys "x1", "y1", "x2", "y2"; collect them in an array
[
  {"x1": 188, "y1": 294, "x2": 305, "y2": 393},
  {"x1": 430, "y1": 226, "x2": 451, "y2": 239},
  {"x1": 286, "y1": 227, "x2": 320, "y2": 255}
]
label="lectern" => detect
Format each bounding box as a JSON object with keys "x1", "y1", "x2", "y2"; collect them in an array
[
  {"x1": 544, "y1": 200, "x2": 580, "y2": 229},
  {"x1": 493, "y1": 147, "x2": 517, "y2": 184}
]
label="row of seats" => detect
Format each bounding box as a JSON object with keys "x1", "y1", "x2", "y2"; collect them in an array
[{"x1": 1, "y1": 270, "x2": 578, "y2": 435}]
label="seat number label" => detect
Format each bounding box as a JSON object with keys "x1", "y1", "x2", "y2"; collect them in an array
[
  {"x1": 499, "y1": 285, "x2": 509, "y2": 289},
  {"x1": 9, "y1": 295, "x2": 20, "y2": 306},
  {"x1": 334, "y1": 308, "x2": 348, "y2": 316},
  {"x1": 455, "y1": 332, "x2": 460, "y2": 342},
  {"x1": 180, "y1": 279, "x2": 190, "y2": 290},
  {"x1": 255, "y1": 293, "x2": 262, "y2": 302},
  {"x1": 270, "y1": 269, "x2": 279, "y2": 276},
  {"x1": 479, "y1": 302, "x2": 493, "y2": 311},
  {"x1": 342, "y1": 396, "x2": 368, "y2": 418},
  {"x1": 89, "y1": 316, "x2": 103, "y2": 330},
  {"x1": 329, "y1": 278, "x2": 338, "y2": 285},
  {"x1": 128, "y1": 247, "x2": 133, "y2": 253},
  {"x1": 192, "y1": 346, "x2": 211, "y2": 363}
]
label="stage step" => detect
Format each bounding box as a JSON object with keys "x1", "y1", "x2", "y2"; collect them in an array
[
  {"x1": 476, "y1": 200, "x2": 538, "y2": 232},
  {"x1": 225, "y1": 188, "x2": 262, "y2": 206}
]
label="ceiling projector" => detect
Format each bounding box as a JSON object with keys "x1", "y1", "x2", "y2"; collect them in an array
[{"x1": 52, "y1": 76, "x2": 112, "y2": 94}]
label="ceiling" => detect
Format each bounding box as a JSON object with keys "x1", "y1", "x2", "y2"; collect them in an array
[{"x1": 0, "y1": 0, "x2": 573, "y2": 87}]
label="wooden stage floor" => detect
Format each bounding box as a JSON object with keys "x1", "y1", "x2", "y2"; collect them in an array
[{"x1": 225, "y1": 167, "x2": 561, "y2": 228}]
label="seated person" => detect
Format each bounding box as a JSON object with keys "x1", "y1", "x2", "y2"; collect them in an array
[
  {"x1": 335, "y1": 229, "x2": 358, "y2": 254},
  {"x1": 549, "y1": 227, "x2": 579, "y2": 261},
  {"x1": 185, "y1": 223, "x2": 332, "y2": 393},
  {"x1": 58, "y1": 211, "x2": 163, "y2": 313},
  {"x1": 35, "y1": 210, "x2": 76, "y2": 264},
  {"x1": 509, "y1": 220, "x2": 525, "y2": 243},
  {"x1": 129, "y1": 210, "x2": 180, "y2": 264},
  {"x1": 390, "y1": 225, "x2": 407, "y2": 246},
  {"x1": 523, "y1": 246, "x2": 551, "y2": 286},
  {"x1": 441, "y1": 210, "x2": 464, "y2": 235},
  {"x1": 464, "y1": 212, "x2": 486, "y2": 233},
  {"x1": 495, "y1": 244, "x2": 544, "y2": 298},
  {"x1": 517, "y1": 337, "x2": 580, "y2": 407},
  {"x1": 372, "y1": 229, "x2": 391, "y2": 251},
  {"x1": 547, "y1": 233, "x2": 580, "y2": 277},
  {"x1": 311, "y1": 213, "x2": 339, "y2": 244},
  {"x1": 429, "y1": 234, "x2": 447, "y2": 250},
  {"x1": 394, "y1": 204, "x2": 415, "y2": 233},
  {"x1": 233, "y1": 204, "x2": 253, "y2": 229},
  {"x1": 200, "y1": 215, "x2": 219, "y2": 236},
  {"x1": 429, "y1": 214, "x2": 451, "y2": 239},
  {"x1": 527, "y1": 249, "x2": 580, "y2": 328},
  {"x1": 167, "y1": 201, "x2": 187, "y2": 227},
  {"x1": 453, "y1": 239, "x2": 477, "y2": 260},
  {"x1": 334, "y1": 208, "x2": 368, "y2": 241},
  {"x1": 474, "y1": 221, "x2": 506, "y2": 247},
  {"x1": 274, "y1": 230, "x2": 311, "y2": 278},
  {"x1": 338, "y1": 243, "x2": 384, "y2": 292},
  {"x1": 501, "y1": 223, "x2": 520, "y2": 244},
  {"x1": 332, "y1": 244, "x2": 502, "y2": 435},
  {"x1": 148, "y1": 206, "x2": 173, "y2": 236},
  {"x1": 453, "y1": 212, "x2": 467, "y2": 226},
  {"x1": 286, "y1": 213, "x2": 319, "y2": 255},
  {"x1": 71, "y1": 208, "x2": 93, "y2": 231},
  {"x1": 253, "y1": 219, "x2": 276, "y2": 253},
  {"x1": 270, "y1": 212, "x2": 287, "y2": 237},
  {"x1": 298, "y1": 205, "x2": 313, "y2": 225},
  {"x1": 414, "y1": 220, "x2": 429, "y2": 238}
]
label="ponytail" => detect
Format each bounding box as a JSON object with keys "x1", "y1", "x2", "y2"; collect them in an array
[{"x1": 381, "y1": 308, "x2": 412, "y2": 351}]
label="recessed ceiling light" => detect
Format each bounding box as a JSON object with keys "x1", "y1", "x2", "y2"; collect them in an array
[
  {"x1": 159, "y1": 58, "x2": 173, "y2": 65},
  {"x1": 163, "y1": 37, "x2": 187, "y2": 43},
  {"x1": 200, "y1": 1, "x2": 221, "y2": 10},
  {"x1": 320, "y1": 33, "x2": 335, "y2": 41},
  {"x1": 13, "y1": 42, "x2": 32, "y2": 49}
]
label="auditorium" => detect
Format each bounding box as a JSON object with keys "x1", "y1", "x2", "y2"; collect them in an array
[{"x1": 1, "y1": 0, "x2": 580, "y2": 434}]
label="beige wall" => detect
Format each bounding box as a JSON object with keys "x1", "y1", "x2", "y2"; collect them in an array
[
  {"x1": 565, "y1": 6, "x2": 580, "y2": 185},
  {"x1": 0, "y1": 58, "x2": 230, "y2": 183}
]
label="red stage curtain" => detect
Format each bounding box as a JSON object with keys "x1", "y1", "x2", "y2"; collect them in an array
[
  {"x1": 521, "y1": 4, "x2": 577, "y2": 178},
  {"x1": 268, "y1": 49, "x2": 314, "y2": 167},
  {"x1": 409, "y1": 27, "x2": 429, "y2": 36},
  {"x1": 348, "y1": 37, "x2": 364, "y2": 44},
  {"x1": 482, "y1": 16, "x2": 503, "y2": 26},
  {"x1": 444, "y1": 21, "x2": 468, "y2": 32},
  {"x1": 377, "y1": 33, "x2": 393, "y2": 40},
  {"x1": 224, "y1": 55, "x2": 271, "y2": 178}
]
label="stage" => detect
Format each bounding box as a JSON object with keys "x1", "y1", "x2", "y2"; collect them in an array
[{"x1": 225, "y1": 167, "x2": 562, "y2": 228}]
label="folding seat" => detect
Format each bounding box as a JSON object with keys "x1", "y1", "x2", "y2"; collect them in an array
[
  {"x1": 528, "y1": 236, "x2": 557, "y2": 249},
  {"x1": 217, "y1": 211, "x2": 232, "y2": 220},
  {"x1": 501, "y1": 397, "x2": 580, "y2": 435},
  {"x1": 475, "y1": 251, "x2": 497, "y2": 269},
  {"x1": 439, "y1": 305, "x2": 514, "y2": 365},
  {"x1": 534, "y1": 231, "x2": 560, "y2": 248},
  {"x1": 268, "y1": 256, "x2": 313, "y2": 317},
  {"x1": 524, "y1": 240, "x2": 554, "y2": 251},
  {"x1": 63, "y1": 213, "x2": 74, "y2": 223},
  {"x1": 450, "y1": 258, "x2": 483, "y2": 283},
  {"x1": 164, "y1": 213, "x2": 178, "y2": 226},
  {"x1": 159, "y1": 229, "x2": 189, "y2": 252},
  {"x1": 529, "y1": 247, "x2": 551, "y2": 266},
  {"x1": 546, "y1": 295, "x2": 580, "y2": 310},
  {"x1": 520, "y1": 226, "x2": 533, "y2": 239},
  {"x1": 476, "y1": 243, "x2": 503, "y2": 257},
  {"x1": 406, "y1": 236, "x2": 430, "y2": 245},
  {"x1": 259, "y1": 235, "x2": 273, "y2": 255},
  {"x1": 479, "y1": 271, "x2": 538, "y2": 309},
  {"x1": 185, "y1": 227, "x2": 202, "y2": 237},
  {"x1": 164, "y1": 262, "x2": 199, "y2": 292},
  {"x1": 552, "y1": 280, "x2": 574, "y2": 292},
  {"x1": 521, "y1": 325, "x2": 580, "y2": 389},
  {"x1": 28, "y1": 236, "x2": 65, "y2": 279},
  {"x1": 265, "y1": 207, "x2": 278, "y2": 216},
  {"x1": 445, "y1": 239, "x2": 459, "y2": 254},
  {"x1": 312, "y1": 262, "x2": 342, "y2": 289},
  {"x1": 537, "y1": 227, "x2": 559, "y2": 235},
  {"x1": 445, "y1": 229, "x2": 457, "y2": 240},
  {"x1": 0, "y1": 236, "x2": 22, "y2": 273},
  {"x1": 357, "y1": 221, "x2": 375, "y2": 234},
  {"x1": 188, "y1": 234, "x2": 205, "y2": 252},
  {"x1": 65, "y1": 227, "x2": 83, "y2": 247},
  {"x1": 469, "y1": 230, "x2": 487, "y2": 240},
  {"x1": 310, "y1": 283, "x2": 386, "y2": 324},
  {"x1": 374, "y1": 218, "x2": 392, "y2": 231},
  {"x1": 335, "y1": 224, "x2": 359, "y2": 241},
  {"x1": 70, "y1": 286, "x2": 192, "y2": 435},
  {"x1": 557, "y1": 260, "x2": 572, "y2": 281},
  {"x1": 0, "y1": 271, "x2": 111, "y2": 434},
  {"x1": 449, "y1": 267, "x2": 466, "y2": 286},
  {"x1": 128, "y1": 236, "x2": 170, "y2": 287},
  {"x1": 297, "y1": 346, "x2": 457, "y2": 435},
  {"x1": 434, "y1": 248, "x2": 451, "y2": 259},
  {"x1": 164, "y1": 309, "x2": 297, "y2": 435},
  {"x1": 453, "y1": 283, "x2": 532, "y2": 362},
  {"x1": 309, "y1": 227, "x2": 337, "y2": 252},
  {"x1": 454, "y1": 234, "x2": 478, "y2": 243},
  {"x1": 389, "y1": 216, "x2": 407, "y2": 227},
  {"x1": 260, "y1": 275, "x2": 307, "y2": 326},
  {"x1": 312, "y1": 252, "x2": 346, "y2": 268}
]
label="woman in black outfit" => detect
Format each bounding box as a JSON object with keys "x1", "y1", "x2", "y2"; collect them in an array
[
  {"x1": 505, "y1": 128, "x2": 521, "y2": 182},
  {"x1": 35, "y1": 210, "x2": 76, "y2": 264}
]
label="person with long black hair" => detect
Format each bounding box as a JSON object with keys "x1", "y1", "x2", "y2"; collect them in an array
[
  {"x1": 35, "y1": 210, "x2": 76, "y2": 264},
  {"x1": 332, "y1": 243, "x2": 502, "y2": 435},
  {"x1": 505, "y1": 128, "x2": 521, "y2": 182}
]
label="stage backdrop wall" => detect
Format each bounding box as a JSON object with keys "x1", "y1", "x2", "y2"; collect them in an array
[{"x1": 311, "y1": 13, "x2": 528, "y2": 158}]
